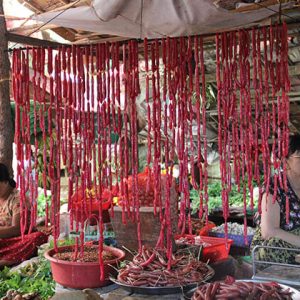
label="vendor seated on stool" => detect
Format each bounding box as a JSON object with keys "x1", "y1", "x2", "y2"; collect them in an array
[
  {"x1": 251, "y1": 134, "x2": 300, "y2": 264},
  {"x1": 0, "y1": 163, "x2": 48, "y2": 267}
]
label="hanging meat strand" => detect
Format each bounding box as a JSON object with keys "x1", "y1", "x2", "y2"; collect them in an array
[
  {"x1": 216, "y1": 23, "x2": 290, "y2": 239},
  {"x1": 12, "y1": 22, "x2": 290, "y2": 281}
]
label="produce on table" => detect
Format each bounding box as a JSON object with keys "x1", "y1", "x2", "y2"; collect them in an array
[
  {"x1": 0, "y1": 259, "x2": 54, "y2": 300},
  {"x1": 53, "y1": 245, "x2": 117, "y2": 262},
  {"x1": 117, "y1": 246, "x2": 212, "y2": 287},
  {"x1": 190, "y1": 183, "x2": 258, "y2": 215},
  {"x1": 0, "y1": 290, "x2": 40, "y2": 300},
  {"x1": 211, "y1": 222, "x2": 255, "y2": 236},
  {"x1": 191, "y1": 280, "x2": 293, "y2": 300}
]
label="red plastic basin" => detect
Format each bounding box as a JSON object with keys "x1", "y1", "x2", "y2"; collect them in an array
[
  {"x1": 175, "y1": 234, "x2": 233, "y2": 263},
  {"x1": 45, "y1": 245, "x2": 125, "y2": 289}
]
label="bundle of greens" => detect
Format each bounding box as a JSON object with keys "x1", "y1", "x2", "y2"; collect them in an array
[
  {"x1": 190, "y1": 181, "x2": 258, "y2": 215},
  {"x1": 0, "y1": 258, "x2": 55, "y2": 299}
]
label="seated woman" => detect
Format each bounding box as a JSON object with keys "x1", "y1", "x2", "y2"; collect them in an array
[
  {"x1": 0, "y1": 163, "x2": 48, "y2": 266},
  {"x1": 251, "y1": 134, "x2": 300, "y2": 264}
]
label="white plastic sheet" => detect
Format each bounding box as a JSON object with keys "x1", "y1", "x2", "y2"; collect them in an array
[{"x1": 35, "y1": 0, "x2": 294, "y2": 39}]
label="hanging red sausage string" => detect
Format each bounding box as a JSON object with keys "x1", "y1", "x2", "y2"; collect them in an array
[{"x1": 12, "y1": 24, "x2": 290, "y2": 278}]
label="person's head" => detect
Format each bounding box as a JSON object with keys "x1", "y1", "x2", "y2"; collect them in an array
[
  {"x1": 0, "y1": 163, "x2": 16, "y2": 198},
  {"x1": 286, "y1": 134, "x2": 300, "y2": 176}
]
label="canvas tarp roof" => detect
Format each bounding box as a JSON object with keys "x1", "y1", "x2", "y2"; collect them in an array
[{"x1": 35, "y1": 0, "x2": 294, "y2": 39}]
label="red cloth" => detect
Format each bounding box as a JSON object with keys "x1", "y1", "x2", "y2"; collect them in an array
[{"x1": 0, "y1": 231, "x2": 48, "y2": 264}]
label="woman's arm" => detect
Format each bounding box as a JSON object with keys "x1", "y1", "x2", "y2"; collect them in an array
[
  {"x1": 261, "y1": 193, "x2": 300, "y2": 247},
  {"x1": 0, "y1": 212, "x2": 21, "y2": 239}
]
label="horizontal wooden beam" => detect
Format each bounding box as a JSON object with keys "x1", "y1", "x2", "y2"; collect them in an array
[
  {"x1": 6, "y1": 32, "x2": 69, "y2": 48},
  {"x1": 233, "y1": 0, "x2": 278, "y2": 13}
]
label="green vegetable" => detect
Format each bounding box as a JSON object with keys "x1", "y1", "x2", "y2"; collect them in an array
[
  {"x1": 37, "y1": 193, "x2": 51, "y2": 217},
  {"x1": 0, "y1": 257, "x2": 55, "y2": 299},
  {"x1": 190, "y1": 181, "x2": 258, "y2": 214}
]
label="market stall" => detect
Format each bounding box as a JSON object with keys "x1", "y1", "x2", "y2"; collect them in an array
[{"x1": 1, "y1": 1, "x2": 300, "y2": 300}]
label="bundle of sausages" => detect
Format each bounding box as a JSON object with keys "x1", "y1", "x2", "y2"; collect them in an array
[
  {"x1": 117, "y1": 246, "x2": 212, "y2": 287},
  {"x1": 192, "y1": 280, "x2": 293, "y2": 300},
  {"x1": 12, "y1": 23, "x2": 291, "y2": 281}
]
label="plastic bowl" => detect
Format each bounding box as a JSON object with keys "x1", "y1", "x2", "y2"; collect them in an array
[{"x1": 45, "y1": 245, "x2": 125, "y2": 289}]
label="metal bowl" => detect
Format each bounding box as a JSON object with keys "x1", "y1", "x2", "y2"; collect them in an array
[{"x1": 110, "y1": 265, "x2": 214, "y2": 295}]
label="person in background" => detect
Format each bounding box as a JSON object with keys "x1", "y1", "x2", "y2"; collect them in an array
[
  {"x1": 0, "y1": 163, "x2": 48, "y2": 266},
  {"x1": 251, "y1": 134, "x2": 300, "y2": 264}
]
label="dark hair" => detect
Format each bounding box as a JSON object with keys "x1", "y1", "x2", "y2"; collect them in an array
[
  {"x1": 288, "y1": 134, "x2": 300, "y2": 157},
  {"x1": 0, "y1": 163, "x2": 16, "y2": 188}
]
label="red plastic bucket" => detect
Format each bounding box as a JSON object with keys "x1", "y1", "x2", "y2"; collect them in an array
[{"x1": 45, "y1": 245, "x2": 125, "y2": 289}]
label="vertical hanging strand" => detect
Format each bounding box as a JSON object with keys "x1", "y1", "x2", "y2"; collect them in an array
[
  {"x1": 256, "y1": 28, "x2": 266, "y2": 213},
  {"x1": 51, "y1": 52, "x2": 59, "y2": 250},
  {"x1": 105, "y1": 43, "x2": 114, "y2": 217},
  {"x1": 216, "y1": 32, "x2": 228, "y2": 239},
  {"x1": 194, "y1": 36, "x2": 204, "y2": 218},
  {"x1": 129, "y1": 40, "x2": 141, "y2": 251},
  {"x1": 61, "y1": 47, "x2": 67, "y2": 167},
  {"x1": 113, "y1": 43, "x2": 119, "y2": 195},
  {"x1": 31, "y1": 48, "x2": 39, "y2": 236},
  {"x1": 150, "y1": 42, "x2": 158, "y2": 215},
  {"x1": 85, "y1": 45, "x2": 93, "y2": 216},
  {"x1": 22, "y1": 49, "x2": 29, "y2": 237},
  {"x1": 20, "y1": 50, "x2": 27, "y2": 238},
  {"x1": 162, "y1": 37, "x2": 172, "y2": 263},
  {"x1": 90, "y1": 45, "x2": 97, "y2": 206},
  {"x1": 95, "y1": 43, "x2": 104, "y2": 281},
  {"x1": 144, "y1": 38, "x2": 152, "y2": 193},
  {"x1": 199, "y1": 37, "x2": 208, "y2": 225},
  {"x1": 178, "y1": 37, "x2": 187, "y2": 235},
  {"x1": 281, "y1": 23, "x2": 291, "y2": 223},
  {"x1": 115, "y1": 42, "x2": 122, "y2": 197},
  {"x1": 134, "y1": 40, "x2": 142, "y2": 251},
  {"x1": 252, "y1": 28, "x2": 261, "y2": 195},
  {"x1": 46, "y1": 47, "x2": 54, "y2": 227},
  {"x1": 66, "y1": 47, "x2": 74, "y2": 227},
  {"x1": 186, "y1": 36, "x2": 194, "y2": 234},
  {"x1": 262, "y1": 27, "x2": 271, "y2": 204},
  {"x1": 121, "y1": 44, "x2": 130, "y2": 221},
  {"x1": 79, "y1": 46, "x2": 88, "y2": 245},
  {"x1": 155, "y1": 40, "x2": 163, "y2": 221},
  {"x1": 57, "y1": 49, "x2": 62, "y2": 248},
  {"x1": 23, "y1": 48, "x2": 32, "y2": 235}
]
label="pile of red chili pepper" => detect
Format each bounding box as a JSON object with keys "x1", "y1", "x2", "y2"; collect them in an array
[
  {"x1": 11, "y1": 23, "x2": 290, "y2": 281},
  {"x1": 191, "y1": 280, "x2": 293, "y2": 300},
  {"x1": 117, "y1": 246, "x2": 212, "y2": 287}
]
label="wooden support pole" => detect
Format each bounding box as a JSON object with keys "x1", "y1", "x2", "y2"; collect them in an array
[{"x1": 0, "y1": 0, "x2": 13, "y2": 173}]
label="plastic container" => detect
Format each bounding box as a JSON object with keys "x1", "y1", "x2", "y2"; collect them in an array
[
  {"x1": 44, "y1": 245, "x2": 125, "y2": 288},
  {"x1": 208, "y1": 231, "x2": 253, "y2": 247},
  {"x1": 175, "y1": 234, "x2": 233, "y2": 263}
]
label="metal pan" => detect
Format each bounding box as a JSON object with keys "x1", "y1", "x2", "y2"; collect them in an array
[
  {"x1": 110, "y1": 265, "x2": 214, "y2": 295},
  {"x1": 184, "y1": 279, "x2": 300, "y2": 300},
  {"x1": 237, "y1": 280, "x2": 300, "y2": 300}
]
